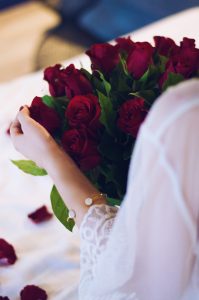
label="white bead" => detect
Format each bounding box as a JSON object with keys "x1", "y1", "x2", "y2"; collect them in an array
[
  {"x1": 85, "y1": 197, "x2": 93, "y2": 206},
  {"x1": 68, "y1": 209, "x2": 76, "y2": 219}
]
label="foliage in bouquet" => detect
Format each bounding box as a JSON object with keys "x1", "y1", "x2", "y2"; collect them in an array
[{"x1": 13, "y1": 36, "x2": 199, "y2": 231}]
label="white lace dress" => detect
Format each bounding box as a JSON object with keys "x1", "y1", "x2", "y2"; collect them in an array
[{"x1": 79, "y1": 79, "x2": 199, "y2": 300}]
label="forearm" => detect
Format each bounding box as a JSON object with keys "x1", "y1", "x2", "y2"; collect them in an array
[{"x1": 45, "y1": 144, "x2": 106, "y2": 227}]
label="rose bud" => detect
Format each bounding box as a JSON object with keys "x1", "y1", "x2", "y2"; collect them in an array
[
  {"x1": 127, "y1": 42, "x2": 154, "y2": 79},
  {"x1": 44, "y1": 64, "x2": 66, "y2": 97},
  {"x1": 180, "y1": 37, "x2": 196, "y2": 49},
  {"x1": 173, "y1": 40, "x2": 199, "y2": 78},
  {"x1": 115, "y1": 36, "x2": 135, "y2": 55},
  {"x1": 154, "y1": 36, "x2": 179, "y2": 57},
  {"x1": 117, "y1": 98, "x2": 147, "y2": 138},
  {"x1": 86, "y1": 43, "x2": 120, "y2": 74},
  {"x1": 63, "y1": 64, "x2": 93, "y2": 99}
]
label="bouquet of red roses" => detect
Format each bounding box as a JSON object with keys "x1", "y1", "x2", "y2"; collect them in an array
[{"x1": 13, "y1": 36, "x2": 199, "y2": 231}]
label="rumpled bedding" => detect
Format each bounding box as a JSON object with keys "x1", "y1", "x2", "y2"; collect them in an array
[{"x1": 0, "y1": 54, "x2": 89, "y2": 300}]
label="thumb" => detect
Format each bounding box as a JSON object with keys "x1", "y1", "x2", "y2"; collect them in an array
[{"x1": 17, "y1": 106, "x2": 31, "y2": 124}]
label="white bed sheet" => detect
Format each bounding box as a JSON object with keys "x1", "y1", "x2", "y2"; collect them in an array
[{"x1": 0, "y1": 7, "x2": 199, "y2": 300}]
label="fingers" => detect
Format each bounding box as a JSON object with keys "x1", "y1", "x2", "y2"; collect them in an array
[
  {"x1": 10, "y1": 106, "x2": 30, "y2": 137},
  {"x1": 10, "y1": 116, "x2": 23, "y2": 137},
  {"x1": 17, "y1": 106, "x2": 30, "y2": 125}
]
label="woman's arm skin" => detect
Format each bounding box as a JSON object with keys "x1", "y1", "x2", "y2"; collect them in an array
[{"x1": 10, "y1": 106, "x2": 106, "y2": 227}]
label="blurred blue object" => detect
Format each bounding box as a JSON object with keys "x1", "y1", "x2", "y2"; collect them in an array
[
  {"x1": 0, "y1": 0, "x2": 27, "y2": 10},
  {"x1": 78, "y1": 0, "x2": 199, "y2": 40},
  {"x1": 58, "y1": 0, "x2": 199, "y2": 41}
]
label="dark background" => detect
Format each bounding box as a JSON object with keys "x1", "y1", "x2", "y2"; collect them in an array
[{"x1": 1, "y1": 0, "x2": 198, "y2": 41}]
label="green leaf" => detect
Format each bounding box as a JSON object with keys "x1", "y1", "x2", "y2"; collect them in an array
[
  {"x1": 158, "y1": 55, "x2": 168, "y2": 73},
  {"x1": 42, "y1": 95, "x2": 69, "y2": 119},
  {"x1": 96, "y1": 71, "x2": 111, "y2": 95},
  {"x1": 130, "y1": 90, "x2": 155, "y2": 100},
  {"x1": 130, "y1": 90, "x2": 157, "y2": 106},
  {"x1": 110, "y1": 58, "x2": 132, "y2": 95},
  {"x1": 11, "y1": 160, "x2": 47, "y2": 176},
  {"x1": 42, "y1": 95, "x2": 55, "y2": 108},
  {"x1": 119, "y1": 55, "x2": 129, "y2": 76},
  {"x1": 50, "y1": 185, "x2": 75, "y2": 232},
  {"x1": 80, "y1": 68, "x2": 92, "y2": 81},
  {"x1": 107, "y1": 197, "x2": 121, "y2": 206},
  {"x1": 162, "y1": 72, "x2": 184, "y2": 91},
  {"x1": 97, "y1": 90, "x2": 116, "y2": 135}
]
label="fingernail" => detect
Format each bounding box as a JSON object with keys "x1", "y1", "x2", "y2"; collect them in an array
[{"x1": 19, "y1": 106, "x2": 24, "y2": 111}]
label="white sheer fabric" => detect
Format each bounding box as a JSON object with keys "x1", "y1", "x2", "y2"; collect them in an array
[{"x1": 79, "y1": 79, "x2": 199, "y2": 300}]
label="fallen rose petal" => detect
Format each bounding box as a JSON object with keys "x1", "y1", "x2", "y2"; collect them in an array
[
  {"x1": 20, "y1": 285, "x2": 47, "y2": 300},
  {"x1": 0, "y1": 238, "x2": 17, "y2": 265},
  {"x1": 28, "y1": 205, "x2": 53, "y2": 224},
  {"x1": 0, "y1": 296, "x2": 10, "y2": 300}
]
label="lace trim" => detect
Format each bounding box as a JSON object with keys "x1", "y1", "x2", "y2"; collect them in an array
[
  {"x1": 79, "y1": 204, "x2": 118, "y2": 278},
  {"x1": 79, "y1": 204, "x2": 139, "y2": 300}
]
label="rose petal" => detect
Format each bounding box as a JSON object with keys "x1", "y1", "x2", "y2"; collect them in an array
[
  {"x1": 0, "y1": 296, "x2": 10, "y2": 300},
  {"x1": 28, "y1": 206, "x2": 53, "y2": 224},
  {"x1": 0, "y1": 238, "x2": 17, "y2": 266},
  {"x1": 20, "y1": 285, "x2": 47, "y2": 300}
]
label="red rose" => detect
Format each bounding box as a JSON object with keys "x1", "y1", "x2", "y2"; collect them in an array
[
  {"x1": 62, "y1": 128, "x2": 100, "y2": 171},
  {"x1": 65, "y1": 94, "x2": 101, "y2": 130},
  {"x1": 117, "y1": 98, "x2": 147, "y2": 138},
  {"x1": 127, "y1": 42, "x2": 154, "y2": 79},
  {"x1": 159, "y1": 38, "x2": 199, "y2": 88},
  {"x1": 20, "y1": 285, "x2": 47, "y2": 300},
  {"x1": 62, "y1": 64, "x2": 93, "y2": 99},
  {"x1": 115, "y1": 36, "x2": 135, "y2": 55},
  {"x1": 44, "y1": 64, "x2": 66, "y2": 97},
  {"x1": 154, "y1": 36, "x2": 179, "y2": 57},
  {"x1": 30, "y1": 97, "x2": 61, "y2": 134},
  {"x1": 86, "y1": 43, "x2": 120, "y2": 73},
  {"x1": 44, "y1": 64, "x2": 92, "y2": 98},
  {"x1": 173, "y1": 39, "x2": 199, "y2": 77},
  {"x1": 180, "y1": 37, "x2": 196, "y2": 49}
]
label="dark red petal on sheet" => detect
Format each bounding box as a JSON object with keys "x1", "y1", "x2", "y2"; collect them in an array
[
  {"x1": 20, "y1": 285, "x2": 48, "y2": 300},
  {"x1": 28, "y1": 205, "x2": 53, "y2": 224},
  {"x1": 0, "y1": 238, "x2": 17, "y2": 266}
]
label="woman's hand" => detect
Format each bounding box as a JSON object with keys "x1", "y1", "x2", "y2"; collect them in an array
[
  {"x1": 10, "y1": 106, "x2": 59, "y2": 169},
  {"x1": 10, "y1": 106, "x2": 105, "y2": 227}
]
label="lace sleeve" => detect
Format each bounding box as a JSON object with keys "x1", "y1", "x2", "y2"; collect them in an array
[{"x1": 79, "y1": 204, "x2": 118, "y2": 299}]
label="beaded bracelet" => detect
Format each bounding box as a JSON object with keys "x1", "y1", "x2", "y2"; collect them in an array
[{"x1": 67, "y1": 193, "x2": 107, "y2": 221}]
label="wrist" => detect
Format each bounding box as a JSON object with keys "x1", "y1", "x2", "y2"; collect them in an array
[
  {"x1": 45, "y1": 143, "x2": 99, "y2": 200},
  {"x1": 44, "y1": 142, "x2": 68, "y2": 175}
]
